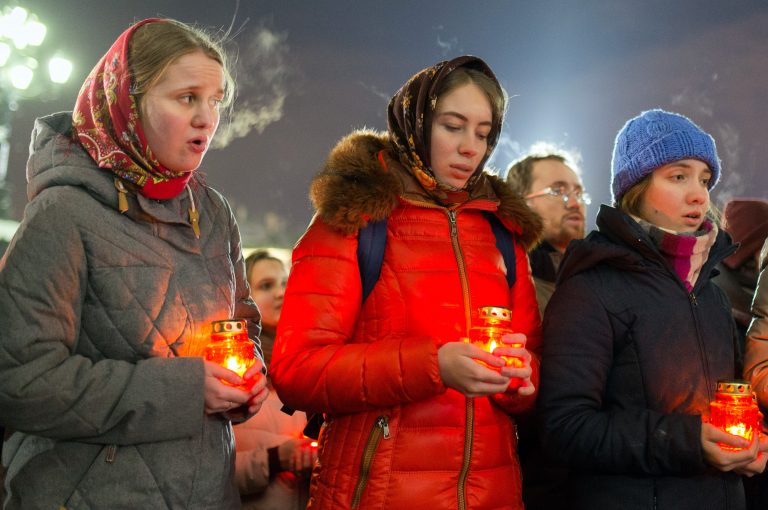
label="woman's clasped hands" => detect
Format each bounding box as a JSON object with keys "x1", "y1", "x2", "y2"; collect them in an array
[
  {"x1": 438, "y1": 332, "x2": 534, "y2": 398},
  {"x1": 203, "y1": 360, "x2": 269, "y2": 417},
  {"x1": 701, "y1": 421, "x2": 768, "y2": 476}
]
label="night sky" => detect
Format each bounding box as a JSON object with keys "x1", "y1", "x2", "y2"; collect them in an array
[{"x1": 5, "y1": 0, "x2": 768, "y2": 248}]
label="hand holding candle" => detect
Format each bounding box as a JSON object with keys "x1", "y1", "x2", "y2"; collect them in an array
[
  {"x1": 205, "y1": 319, "x2": 257, "y2": 389},
  {"x1": 203, "y1": 319, "x2": 269, "y2": 416},
  {"x1": 490, "y1": 332, "x2": 533, "y2": 392},
  {"x1": 700, "y1": 420, "x2": 768, "y2": 476},
  {"x1": 709, "y1": 380, "x2": 762, "y2": 451},
  {"x1": 469, "y1": 307, "x2": 526, "y2": 388},
  {"x1": 278, "y1": 437, "x2": 319, "y2": 477}
]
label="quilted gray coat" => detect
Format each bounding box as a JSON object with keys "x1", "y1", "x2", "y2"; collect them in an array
[{"x1": 0, "y1": 113, "x2": 261, "y2": 509}]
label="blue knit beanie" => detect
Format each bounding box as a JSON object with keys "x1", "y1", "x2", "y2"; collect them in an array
[{"x1": 611, "y1": 109, "x2": 720, "y2": 203}]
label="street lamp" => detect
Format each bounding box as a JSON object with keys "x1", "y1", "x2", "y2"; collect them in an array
[{"x1": 0, "y1": 4, "x2": 73, "y2": 219}]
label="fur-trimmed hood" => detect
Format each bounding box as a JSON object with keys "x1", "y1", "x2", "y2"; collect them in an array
[{"x1": 310, "y1": 129, "x2": 542, "y2": 250}]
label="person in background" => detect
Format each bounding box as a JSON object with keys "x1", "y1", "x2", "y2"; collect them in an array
[
  {"x1": 716, "y1": 199, "x2": 768, "y2": 510},
  {"x1": 270, "y1": 55, "x2": 543, "y2": 509},
  {"x1": 715, "y1": 199, "x2": 768, "y2": 338},
  {"x1": 0, "y1": 18, "x2": 267, "y2": 509},
  {"x1": 506, "y1": 145, "x2": 588, "y2": 509},
  {"x1": 506, "y1": 145, "x2": 589, "y2": 315},
  {"x1": 538, "y1": 109, "x2": 768, "y2": 510},
  {"x1": 234, "y1": 250, "x2": 316, "y2": 509},
  {"x1": 743, "y1": 235, "x2": 768, "y2": 510}
]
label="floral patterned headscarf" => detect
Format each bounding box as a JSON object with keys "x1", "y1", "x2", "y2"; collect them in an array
[
  {"x1": 72, "y1": 18, "x2": 192, "y2": 199},
  {"x1": 387, "y1": 55, "x2": 504, "y2": 204}
]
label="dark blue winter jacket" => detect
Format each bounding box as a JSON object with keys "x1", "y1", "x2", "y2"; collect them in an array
[{"x1": 538, "y1": 204, "x2": 743, "y2": 510}]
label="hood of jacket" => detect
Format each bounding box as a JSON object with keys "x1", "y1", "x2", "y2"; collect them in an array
[
  {"x1": 308, "y1": 129, "x2": 542, "y2": 249},
  {"x1": 26, "y1": 112, "x2": 205, "y2": 231},
  {"x1": 27, "y1": 112, "x2": 115, "y2": 206},
  {"x1": 558, "y1": 204, "x2": 734, "y2": 288}
]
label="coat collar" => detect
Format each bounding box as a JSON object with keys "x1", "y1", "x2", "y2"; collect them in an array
[{"x1": 309, "y1": 129, "x2": 542, "y2": 249}]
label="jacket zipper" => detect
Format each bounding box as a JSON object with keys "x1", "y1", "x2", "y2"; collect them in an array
[
  {"x1": 689, "y1": 290, "x2": 715, "y2": 401},
  {"x1": 643, "y1": 227, "x2": 723, "y2": 403},
  {"x1": 399, "y1": 202, "x2": 477, "y2": 509},
  {"x1": 447, "y1": 210, "x2": 472, "y2": 332},
  {"x1": 447, "y1": 209, "x2": 473, "y2": 510},
  {"x1": 351, "y1": 416, "x2": 390, "y2": 508},
  {"x1": 457, "y1": 398, "x2": 474, "y2": 510}
]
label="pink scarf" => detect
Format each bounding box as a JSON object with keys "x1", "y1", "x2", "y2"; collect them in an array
[{"x1": 638, "y1": 218, "x2": 718, "y2": 292}]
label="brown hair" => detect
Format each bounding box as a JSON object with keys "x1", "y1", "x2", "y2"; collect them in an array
[
  {"x1": 506, "y1": 154, "x2": 567, "y2": 197},
  {"x1": 616, "y1": 174, "x2": 651, "y2": 217},
  {"x1": 245, "y1": 249, "x2": 284, "y2": 282},
  {"x1": 128, "y1": 19, "x2": 235, "y2": 113},
  {"x1": 506, "y1": 142, "x2": 582, "y2": 197},
  {"x1": 434, "y1": 66, "x2": 506, "y2": 141}
]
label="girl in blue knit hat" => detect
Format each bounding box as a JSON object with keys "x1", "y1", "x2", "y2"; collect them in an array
[{"x1": 537, "y1": 108, "x2": 768, "y2": 510}]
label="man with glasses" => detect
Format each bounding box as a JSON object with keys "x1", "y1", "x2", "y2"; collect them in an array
[
  {"x1": 507, "y1": 147, "x2": 590, "y2": 316},
  {"x1": 506, "y1": 146, "x2": 588, "y2": 510}
]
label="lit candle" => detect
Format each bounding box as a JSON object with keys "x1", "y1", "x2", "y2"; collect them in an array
[
  {"x1": 709, "y1": 380, "x2": 762, "y2": 451},
  {"x1": 468, "y1": 306, "x2": 523, "y2": 387},
  {"x1": 205, "y1": 319, "x2": 256, "y2": 388},
  {"x1": 223, "y1": 355, "x2": 250, "y2": 377}
]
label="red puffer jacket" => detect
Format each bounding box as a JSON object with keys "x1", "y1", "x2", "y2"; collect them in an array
[{"x1": 271, "y1": 130, "x2": 543, "y2": 510}]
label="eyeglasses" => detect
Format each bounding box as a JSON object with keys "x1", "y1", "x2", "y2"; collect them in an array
[{"x1": 525, "y1": 186, "x2": 591, "y2": 205}]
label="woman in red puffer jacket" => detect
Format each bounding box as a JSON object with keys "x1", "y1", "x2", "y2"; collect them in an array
[{"x1": 271, "y1": 56, "x2": 542, "y2": 510}]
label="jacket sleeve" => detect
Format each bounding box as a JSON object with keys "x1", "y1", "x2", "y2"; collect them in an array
[
  {"x1": 0, "y1": 199, "x2": 205, "y2": 444},
  {"x1": 537, "y1": 273, "x2": 705, "y2": 475},
  {"x1": 270, "y1": 215, "x2": 445, "y2": 415},
  {"x1": 492, "y1": 243, "x2": 542, "y2": 414},
  {"x1": 746, "y1": 239, "x2": 768, "y2": 409}
]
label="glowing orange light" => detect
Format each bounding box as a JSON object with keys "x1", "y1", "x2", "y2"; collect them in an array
[
  {"x1": 468, "y1": 306, "x2": 522, "y2": 388},
  {"x1": 205, "y1": 319, "x2": 256, "y2": 389},
  {"x1": 224, "y1": 355, "x2": 250, "y2": 377},
  {"x1": 310, "y1": 441, "x2": 318, "y2": 448},
  {"x1": 726, "y1": 423, "x2": 748, "y2": 438},
  {"x1": 709, "y1": 380, "x2": 762, "y2": 451}
]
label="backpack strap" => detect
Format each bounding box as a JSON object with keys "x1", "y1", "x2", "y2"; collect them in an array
[
  {"x1": 482, "y1": 211, "x2": 516, "y2": 288},
  {"x1": 357, "y1": 219, "x2": 388, "y2": 303},
  {"x1": 357, "y1": 213, "x2": 517, "y2": 303}
]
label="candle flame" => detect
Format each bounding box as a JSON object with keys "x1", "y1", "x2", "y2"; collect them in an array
[
  {"x1": 726, "y1": 423, "x2": 749, "y2": 438},
  {"x1": 225, "y1": 356, "x2": 248, "y2": 377}
]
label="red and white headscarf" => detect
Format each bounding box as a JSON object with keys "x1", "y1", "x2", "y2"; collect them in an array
[{"x1": 72, "y1": 18, "x2": 192, "y2": 199}]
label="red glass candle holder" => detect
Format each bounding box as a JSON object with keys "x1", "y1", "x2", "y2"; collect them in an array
[
  {"x1": 205, "y1": 319, "x2": 255, "y2": 389},
  {"x1": 709, "y1": 380, "x2": 761, "y2": 451},
  {"x1": 468, "y1": 306, "x2": 522, "y2": 388}
]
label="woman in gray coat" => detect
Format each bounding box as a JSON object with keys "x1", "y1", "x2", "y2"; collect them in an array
[{"x1": 0, "y1": 18, "x2": 268, "y2": 509}]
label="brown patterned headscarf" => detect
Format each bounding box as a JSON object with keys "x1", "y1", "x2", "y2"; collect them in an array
[
  {"x1": 72, "y1": 18, "x2": 193, "y2": 200},
  {"x1": 387, "y1": 55, "x2": 504, "y2": 204}
]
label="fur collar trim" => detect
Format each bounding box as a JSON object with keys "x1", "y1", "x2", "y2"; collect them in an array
[{"x1": 310, "y1": 130, "x2": 542, "y2": 250}]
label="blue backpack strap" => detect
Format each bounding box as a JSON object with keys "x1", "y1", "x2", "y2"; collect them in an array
[
  {"x1": 357, "y1": 219, "x2": 388, "y2": 303},
  {"x1": 482, "y1": 211, "x2": 516, "y2": 288},
  {"x1": 357, "y1": 214, "x2": 515, "y2": 303}
]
